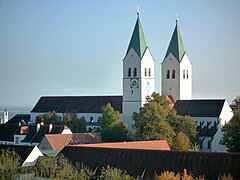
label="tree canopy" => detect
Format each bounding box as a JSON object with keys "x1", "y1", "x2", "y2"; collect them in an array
[
  {"x1": 133, "y1": 92, "x2": 197, "y2": 149},
  {"x1": 36, "y1": 112, "x2": 86, "y2": 133},
  {"x1": 99, "y1": 103, "x2": 132, "y2": 142},
  {"x1": 0, "y1": 148, "x2": 21, "y2": 179},
  {"x1": 221, "y1": 109, "x2": 240, "y2": 152}
]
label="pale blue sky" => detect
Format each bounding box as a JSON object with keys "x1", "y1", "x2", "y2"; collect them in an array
[{"x1": 0, "y1": 0, "x2": 240, "y2": 108}]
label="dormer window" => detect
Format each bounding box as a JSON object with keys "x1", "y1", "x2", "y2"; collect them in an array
[
  {"x1": 148, "y1": 68, "x2": 151, "y2": 77},
  {"x1": 166, "y1": 70, "x2": 170, "y2": 79},
  {"x1": 128, "y1": 68, "x2": 131, "y2": 77},
  {"x1": 186, "y1": 70, "x2": 189, "y2": 79},
  {"x1": 183, "y1": 70, "x2": 185, "y2": 79},
  {"x1": 133, "y1": 68, "x2": 137, "y2": 77},
  {"x1": 172, "y1": 70, "x2": 175, "y2": 79}
]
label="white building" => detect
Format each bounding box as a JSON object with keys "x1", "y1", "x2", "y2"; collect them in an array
[{"x1": 174, "y1": 99, "x2": 233, "y2": 152}]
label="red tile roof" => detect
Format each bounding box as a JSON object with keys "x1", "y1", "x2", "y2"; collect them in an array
[
  {"x1": 45, "y1": 133, "x2": 102, "y2": 150},
  {"x1": 73, "y1": 140, "x2": 170, "y2": 150}
]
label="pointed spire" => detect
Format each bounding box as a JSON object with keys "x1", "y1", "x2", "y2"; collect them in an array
[
  {"x1": 165, "y1": 19, "x2": 186, "y2": 61},
  {"x1": 125, "y1": 13, "x2": 147, "y2": 58}
]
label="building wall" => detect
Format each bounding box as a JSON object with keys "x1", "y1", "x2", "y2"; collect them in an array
[
  {"x1": 31, "y1": 112, "x2": 103, "y2": 124},
  {"x1": 38, "y1": 137, "x2": 53, "y2": 150},
  {"x1": 122, "y1": 48, "x2": 154, "y2": 130},
  {"x1": 14, "y1": 135, "x2": 27, "y2": 145},
  {"x1": 162, "y1": 53, "x2": 180, "y2": 102},
  {"x1": 179, "y1": 53, "x2": 192, "y2": 100},
  {"x1": 22, "y1": 146, "x2": 43, "y2": 167}
]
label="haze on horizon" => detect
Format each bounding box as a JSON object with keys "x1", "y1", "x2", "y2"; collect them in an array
[{"x1": 0, "y1": 0, "x2": 240, "y2": 109}]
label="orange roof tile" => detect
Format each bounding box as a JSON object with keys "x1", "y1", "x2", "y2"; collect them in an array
[
  {"x1": 45, "y1": 133, "x2": 102, "y2": 150},
  {"x1": 73, "y1": 140, "x2": 170, "y2": 151}
]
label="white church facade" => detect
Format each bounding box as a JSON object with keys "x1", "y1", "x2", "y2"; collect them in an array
[{"x1": 30, "y1": 13, "x2": 233, "y2": 152}]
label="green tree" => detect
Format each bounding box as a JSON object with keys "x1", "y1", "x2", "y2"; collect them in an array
[
  {"x1": 169, "y1": 115, "x2": 197, "y2": 143},
  {"x1": 99, "y1": 165, "x2": 135, "y2": 180},
  {"x1": 100, "y1": 103, "x2": 132, "y2": 142},
  {"x1": 101, "y1": 122, "x2": 132, "y2": 142},
  {"x1": 172, "y1": 132, "x2": 190, "y2": 151},
  {"x1": 221, "y1": 109, "x2": 240, "y2": 152},
  {"x1": 99, "y1": 103, "x2": 120, "y2": 130},
  {"x1": 34, "y1": 155, "x2": 92, "y2": 179},
  {"x1": 64, "y1": 113, "x2": 87, "y2": 133},
  {"x1": 0, "y1": 149, "x2": 21, "y2": 179},
  {"x1": 134, "y1": 92, "x2": 197, "y2": 148},
  {"x1": 133, "y1": 93, "x2": 176, "y2": 145},
  {"x1": 36, "y1": 111, "x2": 62, "y2": 125}
]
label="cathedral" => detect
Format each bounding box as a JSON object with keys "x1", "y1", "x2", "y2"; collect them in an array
[{"x1": 31, "y1": 13, "x2": 233, "y2": 152}]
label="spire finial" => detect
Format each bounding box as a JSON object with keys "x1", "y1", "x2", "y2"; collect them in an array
[
  {"x1": 176, "y1": 14, "x2": 179, "y2": 24},
  {"x1": 137, "y1": 5, "x2": 140, "y2": 17}
]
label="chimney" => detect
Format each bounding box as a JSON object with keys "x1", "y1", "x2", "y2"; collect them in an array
[
  {"x1": 49, "y1": 123, "x2": 53, "y2": 133},
  {"x1": 37, "y1": 123, "x2": 40, "y2": 132}
]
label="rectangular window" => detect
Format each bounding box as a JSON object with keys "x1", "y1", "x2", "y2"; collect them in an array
[{"x1": 15, "y1": 137, "x2": 19, "y2": 144}]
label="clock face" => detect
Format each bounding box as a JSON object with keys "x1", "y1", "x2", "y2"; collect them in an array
[{"x1": 130, "y1": 78, "x2": 139, "y2": 89}]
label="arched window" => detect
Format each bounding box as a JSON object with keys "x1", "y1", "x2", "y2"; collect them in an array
[
  {"x1": 186, "y1": 70, "x2": 189, "y2": 79},
  {"x1": 172, "y1": 70, "x2": 175, "y2": 79},
  {"x1": 144, "y1": 68, "x2": 147, "y2": 77},
  {"x1": 183, "y1": 70, "x2": 185, "y2": 79},
  {"x1": 166, "y1": 70, "x2": 170, "y2": 79},
  {"x1": 128, "y1": 68, "x2": 131, "y2": 77},
  {"x1": 90, "y1": 116, "x2": 94, "y2": 123},
  {"x1": 148, "y1": 68, "x2": 151, "y2": 77},
  {"x1": 133, "y1": 68, "x2": 137, "y2": 77}
]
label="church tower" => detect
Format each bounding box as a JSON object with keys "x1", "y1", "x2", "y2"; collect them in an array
[
  {"x1": 122, "y1": 13, "x2": 155, "y2": 130},
  {"x1": 162, "y1": 19, "x2": 192, "y2": 102}
]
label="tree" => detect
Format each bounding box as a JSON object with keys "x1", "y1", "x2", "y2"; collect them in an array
[
  {"x1": 64, "y1": 113, "x2": 86, "y2": 133},
  {"x1": 133, "y1": 92, "x2": 197, "y2": 148},
  {"x1": 101, "y1": 122, "x2": 132, "y2": 142},
  {"x1": 99, "y1": 165, "x2": 135, "y2": 180},
  {"x1": 221, "y1": 109, "x2": 240, "y2": 152},
  {"x1": 100, "y1": 103, "x2": 132, "y2": 142},
  {"x1": 230, "y1": 95, "x2": 240, "y2": 110},
  {"x1": 34, "y1": 155, "x2": 92, "y2": 179},
  {"x1": 133, "y1": 94, "x2": 175, "y2": 145},
  {"x1": 172, "y1": 132, "x2": 191, "y2": 151},
  {"x1": 169, "y1": 115, "x2": 197, "y2": 143},
  {"x1": 36, "y1": 111, "x2": 62, "y2": 125},
  {"x1": 99, "y1": 103, "x2": 120, "y2": 130},
  {"x1": 0, "y1": 149, "x2": 21, "y2": 179}
]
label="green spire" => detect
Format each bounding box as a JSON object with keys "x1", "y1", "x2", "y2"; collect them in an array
[
  {"x1": 165, "y1": 19, "x2": 186, "y2": 61},
  {"x1": 126, "y1": 15, "x2": 147, "y2": 58}
]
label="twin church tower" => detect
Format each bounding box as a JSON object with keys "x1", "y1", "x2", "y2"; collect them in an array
[{"x1": 122, "y1": 14, "x2": 192, "y2": 128}]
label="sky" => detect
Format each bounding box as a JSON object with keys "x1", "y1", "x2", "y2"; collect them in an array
[{"x1": 0, "y1": 0, "x2": 240, "y2": 109}]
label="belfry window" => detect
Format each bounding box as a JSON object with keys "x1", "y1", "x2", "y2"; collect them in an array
[
  {"x1": 183, "y1": 70, "x2": 185, "y2": 79},
  {"x1": 133, "y1": 68, "x2": 137, "y2": 77},
  {"x1": 166, "y1": 70, "x2": 170, "y2": 79},
  {"x1": 128, "y1": 68, "x2": 131, "y2": 77},
  {"x1": 148, "y1": 68, "x2": 151, "y2": 77},
  {"x1": 186, "y1": 70, "x2": 189, "y2": 79},
  {"x1": 172, "y1": 70, "x2": 175, "y2": 79},
  {"x1": 144, "y1": 68, "x2": 147, "y2": 77}
]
